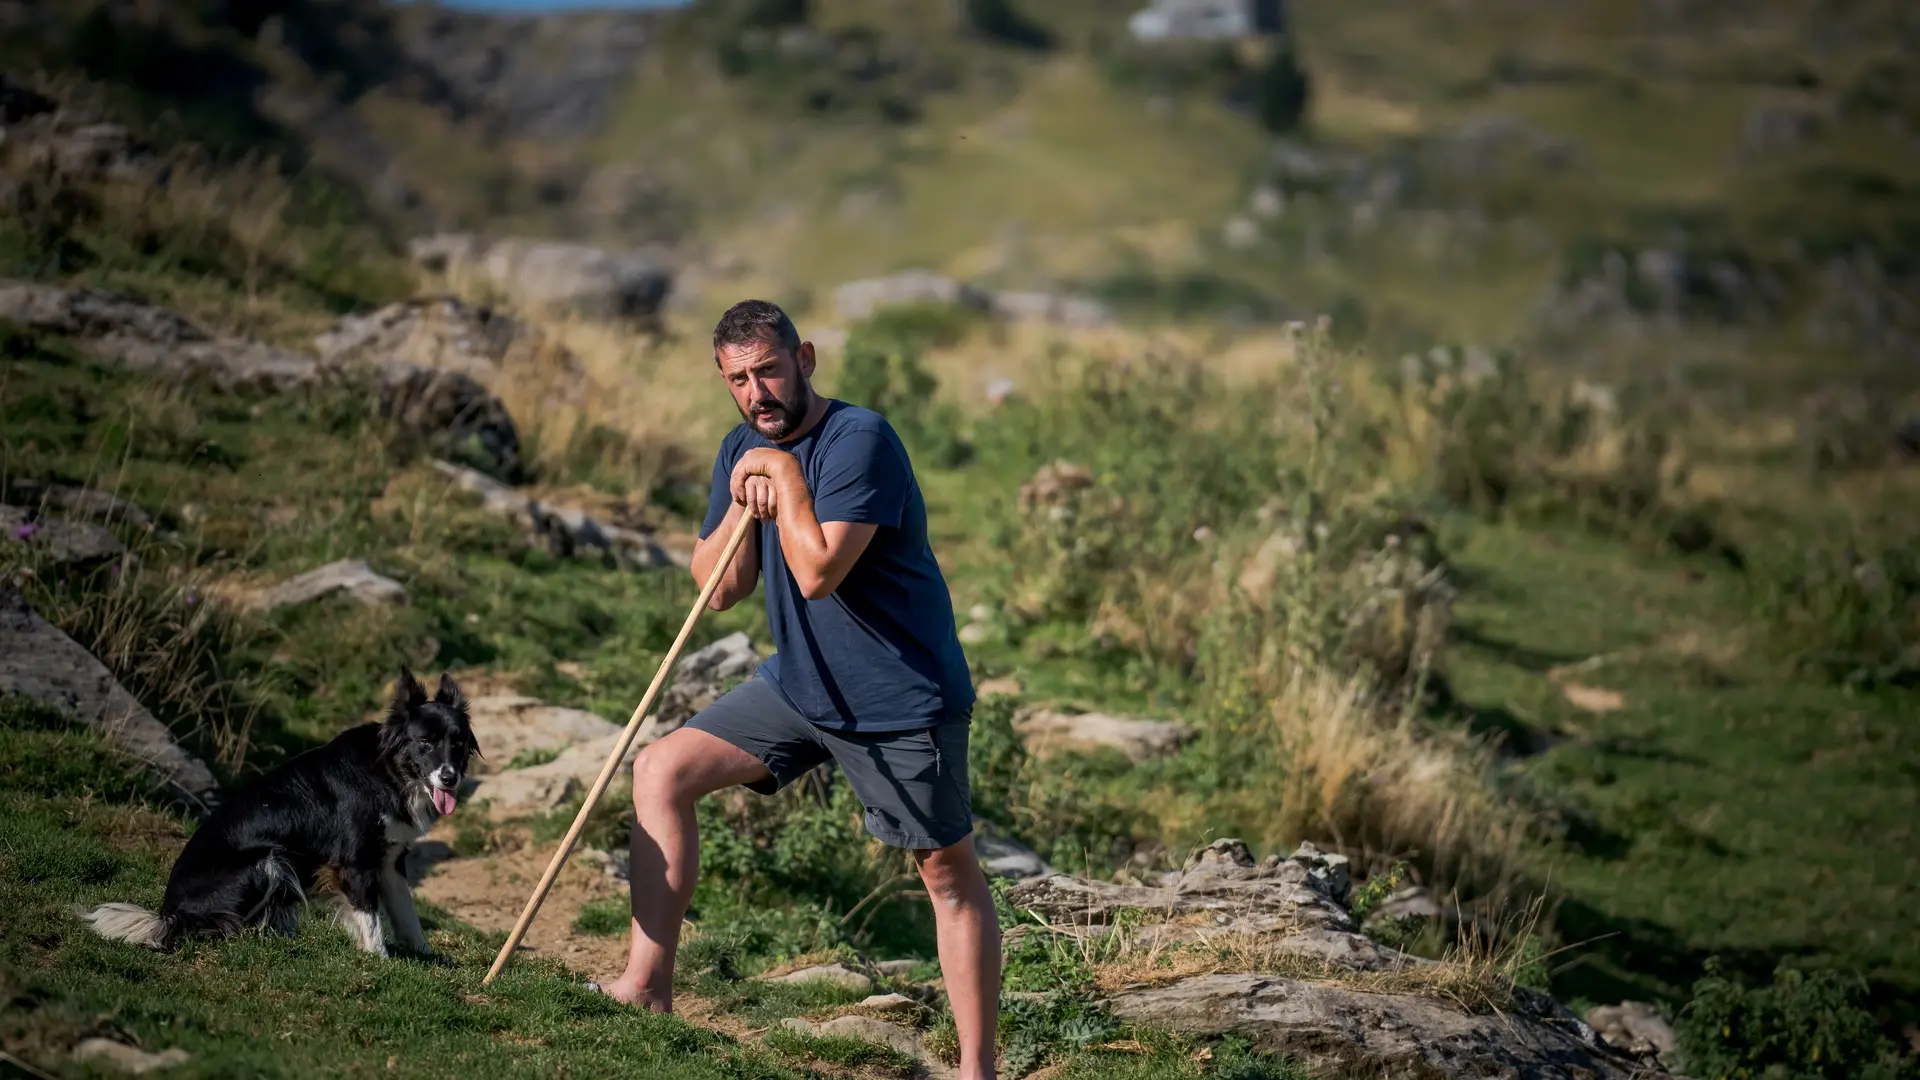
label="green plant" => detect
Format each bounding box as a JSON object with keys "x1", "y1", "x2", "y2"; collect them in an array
[
  {"x1": 835, "y1": 304, "x2": 977, "y2": 468},
  {"x1": 764, "y1": 1027, "x2": 915, "y2": 1076},
  {"x1": 1674, "y1": 960, "x2": 1917, "y2": 1080},
  {"x1": 1746, "y1": 519, "x2": 1919, "y2": 687}
]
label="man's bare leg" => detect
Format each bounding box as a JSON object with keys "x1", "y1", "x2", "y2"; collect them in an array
[
  {"x1": 597, "y1": 728, "x2": 771, "y2": 1012},
  {"x1": 914, "y1": 836, "x2": 1001, "y2": 1080}
]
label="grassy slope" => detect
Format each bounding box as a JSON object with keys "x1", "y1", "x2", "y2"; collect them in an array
[{"x1": 1440, "y1": 521, "x2": 1919, "y2": 1007}]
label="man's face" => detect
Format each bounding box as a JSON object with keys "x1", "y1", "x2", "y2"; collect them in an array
[{"x1": 716, "y1": 336, "x2": 815, "y2": 441}]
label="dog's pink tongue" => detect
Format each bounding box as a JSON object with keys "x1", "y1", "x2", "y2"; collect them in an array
[{"x1": 432, "y1": 788, "x2": 457, "y2": 816}]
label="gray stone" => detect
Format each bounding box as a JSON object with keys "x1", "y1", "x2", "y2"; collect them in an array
[
  {"x1": 779, "y1": 1015, "x2": 948, "y2": 1075},
  {"x1": 1129, "y1": 0, "x2": 1283, "y2": 42},
  {"x1": 873, "y1": 959, "x2": 922, "y2": 978},
  {"x1": 249, "y1": 560, "x2": 406, "y2": 613},
  {"x1": 315, "y1": 295, "x2": 581, "y2": 398},
  {"x1": 430, "y1": 460, "x2": 679, "y2": 569},
  {"x1": 973, "y1": 823, "x2": 1053, "y2": 881},
  {"x1": 1105, "y1": 974, "x2": 1651, "y2": 1079},
  {"x1": 766, "y1": 963, "x2": 872, "y2": 993},
  {"x1": 833, "y1": 270, "x2": 990, "y2": 321},
  {"x1": 988, "y1": 291, "x2": 1115, "y2": 329},
  {"x1": 1, "y1": 506, "x2": 127, "y2": 568},
  {"x1": 465, "y1": 638, "x2": 764, "y2": 820},
  {"x1": 71, "y1": 1039, "x2": 191, "y2": 1074},
  {"x1": 0, "y1": 280, "x2": 318, "y2": 394},
  {"x1": 1014, "y1": 707, "x2": 1192, "y2": 762},
  {"x1": 5, "y1": 481, "x2": 153, "y2": 531},
  {"x1": 0, "y1": 582, "x2": 219, "y2": 810},
  {"x1": 1223, "y1": 215, "x2": 1261, "y2": 249},
  {"x1": 466, "y1": 693, "x2": 622, "y2": 767},
  {"x1": 1587, "y1": 1000, "x2": 1678, "y2": 1059},
  {"x1": 858, "y1": 992, "x2": 917, "y2": 1013}
]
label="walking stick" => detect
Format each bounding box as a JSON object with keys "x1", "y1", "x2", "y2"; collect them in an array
[{"x1": 481, "y1": 509, "x2": 756, "y2": 986}]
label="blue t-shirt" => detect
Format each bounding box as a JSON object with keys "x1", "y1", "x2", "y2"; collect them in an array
[{"x1": 698, "y1": 399, "x2": 975, "y2": 732}]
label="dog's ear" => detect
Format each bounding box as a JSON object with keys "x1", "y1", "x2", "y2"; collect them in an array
[
  {"x1": 434, "y1": 673, "x2": 467, "y2": 714},
  {"x1": 390, "y1": 666, "x2": 427, "y2": 718}
]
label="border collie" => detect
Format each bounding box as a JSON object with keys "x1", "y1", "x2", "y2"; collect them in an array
[{"x1": 81, "y1": 668, "x2": 479, "y2": 957}]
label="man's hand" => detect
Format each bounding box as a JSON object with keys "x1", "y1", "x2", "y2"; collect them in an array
[
  {"x1": 730, "y1": 448, "x2": 798, "y2": 506},
  {"x1": 739, "y1": 476, "x2": 778, "y2": 520}
]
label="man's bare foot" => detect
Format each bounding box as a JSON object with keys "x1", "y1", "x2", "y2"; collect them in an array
[{"x1": 585, "y1": 977, "x2": 670, "y2": 1013}]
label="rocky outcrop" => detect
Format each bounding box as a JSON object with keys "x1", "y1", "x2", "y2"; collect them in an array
[
  {"x1": 1009, "y1": 840, "x2": 1658, "y2": 1079},
  {"x1": 1105, "y1": 974, "x2": 1643, "y2": 1080},
  {"x1": 1, "y1": 506, "x2": 127, "y2": 569},
  {"x1": 779, "y1": 1016, "x2": 952, "y2": 1079},
  {"x1": 1587, "y1": 1001, "x2": 1678, "y2": 1066},
  {"x1": 1014, "y1": 707, "x2": 1192, "y2": 762},
  {"x1": 0, "y1": 76, "x2": 163, "y2": 188},
  {"x1": 4, "y1": 481, "x2": 154, "y2": 532},
  {"x1": 0, "y1": 280, "x2": 320, "y2": 393},
  {"x1": 0, "y1": 281, "x2": 522, "y2": 479},
  {"x1": 0, "y1": 581, "x2": 220, "y2": 811},
  {"x1": 833, "y1": 270, "x2": 1113, "y2": 329},
  {"x1": 430, "y1": 460, "x2": 683, "y2": 569},
  {"x1": 465, "y1": 634, "x2": 765, "y2": 818},
  {"x1": 763, "y1": 963, "x2": 873, "y2": 993},
  {"x1": 408, "y1": 234, "x2": 673, "y2": 323},
  {"x1": 246, "y1": 560, "x2": 408, "y2": 614},
  {"x1": 315, "y1": 295, "x2": 586, "y2": 403}
]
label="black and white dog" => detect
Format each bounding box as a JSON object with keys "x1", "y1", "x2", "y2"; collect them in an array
[{"x1": 81, "y1": 668, "x2": 480, "y2": 957}]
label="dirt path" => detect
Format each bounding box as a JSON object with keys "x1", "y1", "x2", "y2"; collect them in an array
[{"x1": 409, "y1": 819, "x2": 632, "y2": 983}]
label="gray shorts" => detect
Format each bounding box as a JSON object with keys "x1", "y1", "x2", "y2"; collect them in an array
[{"x1": 684, "y1": 676, "x2": 974, "y2": 850}]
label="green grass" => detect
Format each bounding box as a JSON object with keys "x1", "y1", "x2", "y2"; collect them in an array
[{"x1": 1438, "y1": 520, "x2": 1920, "y2": 1013}]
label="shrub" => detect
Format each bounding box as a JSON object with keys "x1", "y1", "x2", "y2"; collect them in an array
[
  {"x1": 834, "y1": 304, "x2": 976, "y2": 467},
  {"x1": 1745, "y1": 517, "x2": 1920, "y2": 687},
  {"x1": 1675, "y1": 960, "x2": 1917, "y2": 1080}
]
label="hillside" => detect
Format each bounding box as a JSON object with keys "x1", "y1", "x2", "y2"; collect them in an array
[{"x1": 4, "y1": 1, "x2": 1920, "y2": 1078}]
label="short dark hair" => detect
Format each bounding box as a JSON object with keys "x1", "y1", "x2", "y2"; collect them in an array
[{"x1": 712, "y1": 299, "x2": 801, "y2": 360}]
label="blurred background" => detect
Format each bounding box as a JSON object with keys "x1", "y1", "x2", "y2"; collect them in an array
[{"x1": 2, "y1": 1, "x2": 1917, "y2": 1078}]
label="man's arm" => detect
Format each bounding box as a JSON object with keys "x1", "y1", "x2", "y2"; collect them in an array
[{"x1": 732, "y1": 449, "x2": 878, "y2": 601}]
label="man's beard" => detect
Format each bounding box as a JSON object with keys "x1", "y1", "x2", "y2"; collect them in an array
[{"x1": 744, "y1": 384, "x2": 813, "y2": 441}]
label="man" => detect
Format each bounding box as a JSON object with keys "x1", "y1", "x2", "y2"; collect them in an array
[{"x1": 595, "y1": 299, "x2": 999, "y2": 1079}]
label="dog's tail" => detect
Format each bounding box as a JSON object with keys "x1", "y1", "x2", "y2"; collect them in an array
[{"x1": 79, "y1": 902, "x2": 174, "y2": 949}]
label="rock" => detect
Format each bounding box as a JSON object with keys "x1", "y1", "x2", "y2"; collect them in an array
[
  {"x1": 1129, "y1": 0, "x2": 1285, "y2": 42},
  {"x1": 0, "y1": 280, "x2": 318, "y2": 393},
  {"x1": 1008, "y1": 838, "x2": 1406, "y2": 970},
  {"x1": 858, "y1": 992, "x2": 917, "y2": 1013},
  {"x1": 1, "y1": 506, "x2": 127, "y2": 568},
  {"x1": 1015, "y1": 460, "x2": 1096, "y2": 511},
  {"x1": 1586, "y1": 1000, "x2": 1678, "y2": 1060},
  {"x1": 430, "y1": 460, "x2": 679, "y2": 569},
  {"x1": 1105, "y1": 974, "x2": 1649, "y2": 1079},
  {"x1": 375, "y1": 364, "x2": 522, "y2": 481},
  {"x1": 0, "y1": 282, "x2": 524, "y2": 477},
  {"x1": 655, "y1": 631, "x2": 762, "y2": 730},
  {"x1": 765, "y1": 963, "x2": 873, "y2": 993},
  {"x1": 247, "y1": 560, "x2": 406, "y2": 614},
  {"x1": 315, "y1": 296, "x2": 584, "y2": 401},
  {"x1": 1286, "y1": 841, "x2": 1350, "y2": 907},
  {"x1": 987, "y1": 291, "x2": 1115, "y2": 329},
  {"x1": 465, "y1": 642, "x2": 761, "y2": 819},
  {"x1": 957, "y1": 622, "x2": 991, "y2": 645},
  {"x1": 71, "y1": 1038, "x2": 191, "y2": 1074},
  {"x1": 973, "y1": 821, "x2": 1053, "y2": 881},
  {"x1": 1014, "y1": 708, "x2": 1192, "y2": 762},
  {"x1": 412, "y1": 234, "x2": 674, "y2": 323},
  {"x1": 873, "y1": 959, "x2": 922, "y2": 978},
  {"x1": 833, "y1": 270, "x2": 991, "y2": 322},
  {"x1": 4, "y1": 481, "x2": 153, "y2": 531},
  {"x1": 466, "y1": 694, "x2": 622, "y2": 767},
  {"x1": 0, "y1": 581, "x2": 219, "y2": 811},
  {"x1": 975, "y1": 676, "x2": 1021, "y2": 698}
]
